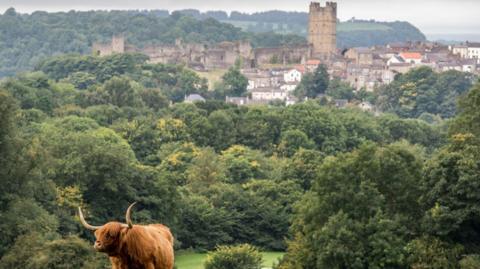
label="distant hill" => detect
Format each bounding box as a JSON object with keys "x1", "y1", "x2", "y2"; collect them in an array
[
  {"x1": 0, "y1": 8, "x2": 425, "y2": 77},
  {"x1": 175, "y1": 9, "x2": 426, "y2": 48}
]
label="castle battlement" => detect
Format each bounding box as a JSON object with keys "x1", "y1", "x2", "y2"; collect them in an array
[
  {"x1": 326, "y1": 2, "x2": 337, "y2": 9},
  {"x1": 310, "y1": 1, "x2": 337, "y2": 12}
]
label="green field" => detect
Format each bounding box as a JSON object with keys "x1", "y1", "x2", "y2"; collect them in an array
[
  {"x1": 337, "y1": 22, "x2": 391, "y2": 32},
  {"x1": 175, "y1": 251, "x2": 285, "y2": 269},
  {"x1": 193, "y1": 69, "x2": 227, "y2": 90}
]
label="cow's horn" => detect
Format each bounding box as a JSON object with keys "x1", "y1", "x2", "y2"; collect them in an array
[
  {"x1": 125, "y1": 202, "x2": 137, "y2": 228},
  {"x1": 78, "y1": 207, "x2": 102, "y2": 230}
]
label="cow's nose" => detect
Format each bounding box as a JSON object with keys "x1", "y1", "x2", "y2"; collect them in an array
[{"x1": 94, "y1": 241, "x2": 101, "y2": 249}]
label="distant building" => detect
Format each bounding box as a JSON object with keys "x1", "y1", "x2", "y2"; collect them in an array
[
  {"x1": 284, "y1": 68, "x2": 302, "y2": 83},
  {"x1": 93, "y1": 35, "x2": 127, "y2": 55},
  {"x1": 251, "y1": 88, "x2": 288, "y2": 101},
  {"x1": 306, "y1": 59, "x2": 322, "y2": 72},
  {"x1": 226, "y1": 96, "x2": 249, "y2": 106},
  {"x1": 92, "y1": 3, "x2": 339, "y2": 70},
  {"x1": 387, "y1": 55, "x2": 405, "y2": 66},
  {"x1": 184, "y1": 94, "x2": 206, "y2": 103},
  {"x1": 344, "y1": 47, "x2": 374, "y2": 65},
  {"x1": 308, "y1": 2, "x2": 337, "y2": 59},
  {"x1": 399, "y1": 52, "x2": 423, "y2": 65},
  {"x1": 450, "y1": 42, "x2": 480, "y2": 64},
  {"x1": 334, "y1": 99, "x2": 348, "y2": 108},
  {"x1": 280, "y1": 82, "x2": 299, "y2": 92}
]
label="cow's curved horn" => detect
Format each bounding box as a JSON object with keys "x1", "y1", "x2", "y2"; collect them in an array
[
  {"x1": 125, "y1": 202, "x2": 137, "y2": 228},
  {"x1": 78, "y1": 207, "x2": 103, "y2": 230}
]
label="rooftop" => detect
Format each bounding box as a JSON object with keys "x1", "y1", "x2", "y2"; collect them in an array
[
  {"x1": 306, "y1": 59, "x2": 321, "y2": 66},
  {"x1": 185, "y1": 94, "x2": 206, "y2": 102},
  {"x1": 400, "y1": 52, "x2": 423, "y2": 60}
]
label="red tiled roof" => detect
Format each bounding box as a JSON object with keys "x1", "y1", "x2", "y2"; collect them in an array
[
  {"x1": 306, "y1": 59, "x2": 321, "y2": 65},
  {"x1": 294, "y1": 65, "x2": 306, "y2": 73},
  {"x1": 400, "y1": 52, "x2": 423, "y2": 60}
]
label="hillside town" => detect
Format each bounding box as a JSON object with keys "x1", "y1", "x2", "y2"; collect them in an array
[
  {"x1": 93, "y1": 2, "x2": 480, "y2": 109},
  {"x1": 230, "y1": 40, "x2": 480, "y2": 107}
]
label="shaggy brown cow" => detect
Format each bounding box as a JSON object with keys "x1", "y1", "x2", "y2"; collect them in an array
[{"x1": 78, "y1": 203, "x2": 174, "y2": 269}]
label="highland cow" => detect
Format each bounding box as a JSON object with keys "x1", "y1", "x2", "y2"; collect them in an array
[{"x1": 78, "y1": 203, "x2": 174, "y2": 269}]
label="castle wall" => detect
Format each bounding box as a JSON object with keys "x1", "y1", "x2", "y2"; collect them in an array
[
  {"x1": 92, "y1": 35, "x2": 125, "y2": 56},
  {"x1": 254, "y1": 45, "x2": 310, "y2": 66},
  {"x1": 308, "y1": 2, "x2": 337, "y2": 59},
  {"x1": 112, "y1": 35, "x2": 125, "y2": 53},
  {"x1": 92, "y1": 43, "x2": 113, "y2": 56}
]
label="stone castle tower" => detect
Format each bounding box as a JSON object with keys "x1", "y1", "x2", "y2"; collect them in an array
[
  {"x1": 111, "y1": 35, "x2": 125, "y2": 53},
  {"x1": 308, "y1": 2, "x2": 337, "y2": 59}
]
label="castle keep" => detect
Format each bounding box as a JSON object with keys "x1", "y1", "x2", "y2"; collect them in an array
[
  {"x1": 92, "y1": 2, "x2": 337, "y2": 69},
  {"x1": 308, "y1": 2, "x2": 337, "y2": 59}
]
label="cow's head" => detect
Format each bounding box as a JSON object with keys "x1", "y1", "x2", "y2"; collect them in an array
[{"x1": 78, "y1": 203, "x2": 136, "y2": 253}]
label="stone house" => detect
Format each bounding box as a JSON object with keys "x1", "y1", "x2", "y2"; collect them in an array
[{"x1": 251, "y1": 88, "x2": 288, "y2": 101}]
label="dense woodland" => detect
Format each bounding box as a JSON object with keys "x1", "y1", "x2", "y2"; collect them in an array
[
  {"x1": 0, "y1": 8, "x2": 425, "y2": 77},
  {"x1": 0, "y1": 52, "x2": 479, "y2": 268}
]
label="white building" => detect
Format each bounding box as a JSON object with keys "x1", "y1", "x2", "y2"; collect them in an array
[
  {"x1": 283, "y1": 68, "x2": 302, "y2": 83},
  {"x1": 450, "y1": 42, "x2": 480, "y2": 64},
  {"x1": 467, "y1": 44, "x2": 480, "y2": 63},
  {"x1": 280, "y1": 82, "x2": 299, "y2": 92},
  {"x1": 387, "y1": 55, "x2": 405, "y2": 66},
  {"x1": 184, "y1": 94, "x2": 206, "y2": 103},
  {"x1": 251, "y1": 88, "x2": 288, "y2": 101},
  {"x1": 451, "y1": 45, "x2": 469, "y2": 58}
]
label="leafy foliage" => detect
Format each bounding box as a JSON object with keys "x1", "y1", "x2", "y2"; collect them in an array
[
  {"x1": 294, "y1": 64, "x2": 329, "y2": 99},
  {"x1": 376, "y1": 67, "x2": 473, "y2": 119},
  {"x1": 1, "y1": 50, "x2": 478, "y2": 268},
  {"x1": 204, "y1": 244, "x2": 263, "y2": 269}
]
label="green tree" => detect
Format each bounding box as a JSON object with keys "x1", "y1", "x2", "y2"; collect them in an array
[
  {"x1": 376, "y1": 67, "x2": 472, "y2": 118},
  {"x1": 206, "y1": 110, "x2": 237, "y2": 151},
  {"x1": 406, "y1": 236, "x2": 463, "y2": 269},
  {"x1": 101, "y1": 76, "x2": 141, "y2": 107},
  {"x1": 186, "y1": 148, "x2": 226, "y2": 191},
  {"x1": 326, "y1": 78, "x2": 355, "y2": 100},
  {"x1": 449, "y1": 82, "x2": 480, "y2": 138},
  {"x1": 282, "y1": 148, "x2": 324, "y2": 190},
  {"x1": 282, "y1": 142, "x2": 424, "y2": 268},
  {"x1": 0, "y1": 199, "x2": 59, "y2": 256},
  {"x1": 217, "y1": 66, "x2": 248, "y2": 97},
  {"x1": 176, "y1": 193, "x2": 234, "y2": 250},
  {"x1": 276, "y1": 129, "x2": 314, "y2": 157},
  {"x1": 294, "y1": 64, "x2": 329, "y2": 99},
  {"x1": 28, "y1": 236, "x2": 104, "y2": 269}
]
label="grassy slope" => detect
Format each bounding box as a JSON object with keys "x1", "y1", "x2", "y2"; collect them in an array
[
  {"x1": 337, "y1": 22, "x2": 390, "y2": 32},
  {"x1": 193, "y1": 69, "x2": 227, "y2": 90},
  {"x1": 222, "y1": 20, "x2": 391, "y2": 35},
  {"x1": 175, "y1": 251, "x2": 285, "y2": 269}
]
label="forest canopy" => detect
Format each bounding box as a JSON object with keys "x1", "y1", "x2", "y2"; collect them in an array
[{"x1": 0, "y1": 48, "x2": 479, "y2": 268}]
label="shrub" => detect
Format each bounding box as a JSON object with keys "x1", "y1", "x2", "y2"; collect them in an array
[{"x1": 204, "y1": 244, "x2": 263, "y2": 269}]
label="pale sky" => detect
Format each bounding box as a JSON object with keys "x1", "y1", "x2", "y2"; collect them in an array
[{"x1": 1, "y1": 0, "x2": 479, "y2": 36}]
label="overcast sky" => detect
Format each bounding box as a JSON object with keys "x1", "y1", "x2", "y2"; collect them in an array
[{"x1": 1, "y1": 0, "x2": 479, "y2": 36}]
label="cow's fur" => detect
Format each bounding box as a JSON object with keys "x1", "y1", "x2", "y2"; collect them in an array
[{"x1": 89, "y1": 221, "x2": 174, "y2": 269}]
